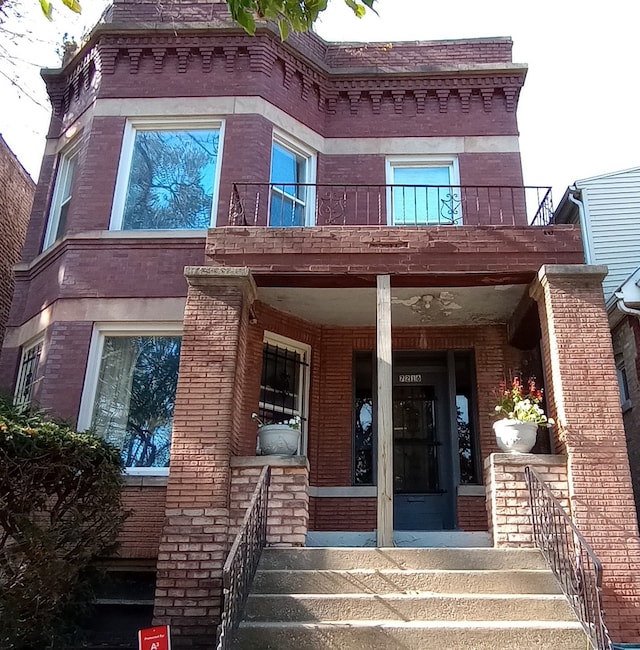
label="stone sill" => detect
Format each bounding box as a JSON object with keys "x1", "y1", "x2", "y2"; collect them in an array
[
  {"x1": 484, "y1": 452, "x2": 566, "y2": 470},
  {"x1": 231, "y1": 455, "x2": 309, "y2": 469}
]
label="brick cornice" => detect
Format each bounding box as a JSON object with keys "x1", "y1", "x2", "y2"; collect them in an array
[{"x1": 44, "y1": 29, "x2": 526, "y2": 120}]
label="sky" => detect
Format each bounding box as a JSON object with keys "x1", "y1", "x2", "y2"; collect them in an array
[{"x1": 1, "y1": 0, "x2": 639, "y2": 205}]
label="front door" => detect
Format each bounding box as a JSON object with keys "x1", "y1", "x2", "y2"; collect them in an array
[{"x1": 393, "y1": 371, "x2": 455, "y2": 530}]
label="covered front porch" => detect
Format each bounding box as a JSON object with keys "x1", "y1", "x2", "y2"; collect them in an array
[{"x1": 152, "y1": 225, "x2": 640, "y2": 644}]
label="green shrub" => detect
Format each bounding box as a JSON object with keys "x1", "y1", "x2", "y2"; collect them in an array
[{"x1": 0, "y1": 397, "x2": 128, "y2": 649}]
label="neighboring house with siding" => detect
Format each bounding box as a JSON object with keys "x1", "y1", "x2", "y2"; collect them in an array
[
  {"x1": 0, "y1": 135, "x2": 34, "y2": 356},
  {"x1": 3, "y1": 0, "x2": 640, "y2": 646},
  {"x1": 555, "y1": 168, "x2": 640, "y2": 525}
]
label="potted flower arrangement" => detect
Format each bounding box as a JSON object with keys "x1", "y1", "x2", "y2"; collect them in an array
[
  {"x1": 252, "y1": 413, "x2": 301, "y2": 456},
  {"x1": 493, "y1": 376, "x2": 553, "y2": 453}
]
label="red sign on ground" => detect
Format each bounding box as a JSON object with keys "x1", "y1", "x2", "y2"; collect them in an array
[{"x1": 138, "y1": 625, "x2": 171, "y2": 650}]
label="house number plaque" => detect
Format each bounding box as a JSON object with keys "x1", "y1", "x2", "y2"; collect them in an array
[{"x1": 398, "y1": 373, "x2": 422, "y2": 384}]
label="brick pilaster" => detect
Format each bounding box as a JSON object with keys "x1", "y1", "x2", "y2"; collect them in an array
[
  {"x1": 153, "y1": 267, "x2": 257, "y2": 648},
  {"x1": 531, "y1": 264, "x2": 640, "y2": 642}
]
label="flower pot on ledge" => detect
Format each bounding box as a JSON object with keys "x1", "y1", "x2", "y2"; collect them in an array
[
  {"x1": 493, "y1": 419, "x2": 538, "y2": 454},
  {"x1": 257, "y1": 424, "x2": 301, "y2": 456}
]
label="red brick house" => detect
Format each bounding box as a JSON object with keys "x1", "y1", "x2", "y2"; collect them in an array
[
  {"x1": 0, "y1": 135, "x2": 34, "y2": 355},
  {"x1": 2, "y1": 0, "x2": 640, "y2": 646}
]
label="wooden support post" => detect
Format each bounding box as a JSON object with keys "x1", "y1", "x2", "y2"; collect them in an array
[{"x1": 376, "y1": 274, "x2": 393, "y2": 547}]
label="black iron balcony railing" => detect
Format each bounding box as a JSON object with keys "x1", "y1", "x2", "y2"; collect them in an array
[
  {"x1": 216, "y1": 465, "x2": 271, "y2": 650},
  {"x1": 525, "y1": 466, "x2": 611, "y2": 650},
  {"x1": 229, "y1": 183, "x2": 553, "y2": 228}
]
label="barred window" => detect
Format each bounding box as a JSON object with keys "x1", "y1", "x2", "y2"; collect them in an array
[
  {"x1": 258, "y1": 335, "x2": 310, "y2": 447},
  {"x1": 14, "y1": 339, "x2": 43, "y2": 411}
]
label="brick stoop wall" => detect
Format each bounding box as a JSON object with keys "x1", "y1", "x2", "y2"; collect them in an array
[
  {"x1": 531, "y1": 265, "x2": 640, "y2": 642},
  {"x1": 230, "y1": 456, "x2": 310, "y2": 547},
  {"x1": 484, "y1": 452, "x2": 568, "y2": 547}
]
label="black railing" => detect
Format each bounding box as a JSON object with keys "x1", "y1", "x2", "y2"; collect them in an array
[
  {"x1": 525, "y1": 466, "x2": 611, "y2": 650},
  {"x1": 229, "y1": 183, "x2": 553, "y2": 228},
  {"x1": 216, "y1": 465, "x2": 271, "y2": 650}
]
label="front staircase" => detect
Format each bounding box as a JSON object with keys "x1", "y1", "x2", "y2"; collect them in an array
[{"x1": 235, "y1": 547, "x2": 589, "y2": 649}]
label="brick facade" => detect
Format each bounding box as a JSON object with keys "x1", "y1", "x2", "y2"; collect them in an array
[
  {"x1": 612, "y1": 316, "x2": 640, "y2": 527},
  {"x1": 0, "y1": 136, "x2": 33, "y2": 354},
  {"x1": 484, "y1": 453, "x2": 568, "y2": 547},
  {"x1": 230, "y1": 457, "x2": 309, "y2": 547},
  {"x1": 6, "y1": 0, "x2": 640, "y2": 646}
]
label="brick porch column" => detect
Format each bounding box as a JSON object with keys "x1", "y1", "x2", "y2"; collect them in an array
[
  {"x1": 153, "y1": 267, "x2": 257, "y2": 648},
  {"x1": 531, "y1": 264, "x2": 640, "y2": 642}
]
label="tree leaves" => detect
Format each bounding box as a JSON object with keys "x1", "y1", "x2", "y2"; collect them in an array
[{"x1": 226, "y1": 0, "x2": 376, "y2": 37}]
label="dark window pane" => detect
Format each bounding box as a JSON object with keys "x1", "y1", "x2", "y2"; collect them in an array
[{"x1": 353, "y1": 352, "x2": 374, "y2": 485}]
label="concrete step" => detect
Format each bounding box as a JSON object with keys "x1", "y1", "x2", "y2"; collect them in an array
[
  {"x1": 238, "y1": 547, "x2": 587, "y2": 650},
  {"x1": 235, "y1": 620, "x2": 587, "y2": 650},
  {"x1": 259, "y1": 546, "x2": 549, "y2": 571},
  {"x1": 252, "y1": 567, "x2": 562, "y2": 595},
  {"x1": 243, "y1": 593, "x2": 575, "y2": 622}
]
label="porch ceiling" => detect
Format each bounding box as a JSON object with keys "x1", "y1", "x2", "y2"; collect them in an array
[{"x1": 257, "y1": 284, "x2": 527, "y2": 327}]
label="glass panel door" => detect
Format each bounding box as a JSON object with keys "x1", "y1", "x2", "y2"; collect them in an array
[{"x1": 393, "y1": 385, "x2": 440, "y2": 493}]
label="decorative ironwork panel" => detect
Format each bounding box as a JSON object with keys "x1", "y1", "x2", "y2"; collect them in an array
[{"x1": 227, "y1": 183, "x2": 554, "y2": 227}]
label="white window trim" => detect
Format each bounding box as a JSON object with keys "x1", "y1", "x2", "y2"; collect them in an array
[
  {"x1": 270, "y1": 130, "x2": 317, "y2": 227},
  {"x1": 261, "y1": 331, "x2": 311, "y2": 455},
  {"x1": 385, "y1": 155, "x2": 460, "y2": 226},
  {"x1": 109, "y1": 118, "x2": 225, "y2": 231},
  {"x1": 13, "y1": 335, "x2": 45, "y2": 410},
  {"x1": 78, "y1": 322, "x2": 183, "y2": 476},
  {"x1": 43, "y1": 140, "x2": 82, "y2": 251}
]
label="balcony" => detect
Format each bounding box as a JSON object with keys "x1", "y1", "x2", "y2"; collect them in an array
[{"x1": 228, "y1": 183, "x2": 553, "y2": 228}]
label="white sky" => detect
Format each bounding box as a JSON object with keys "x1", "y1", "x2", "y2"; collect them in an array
[{"x1": 1, "y1": 0, "x2": 639, "y2": 204}]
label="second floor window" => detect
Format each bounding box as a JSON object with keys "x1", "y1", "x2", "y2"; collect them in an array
[
  {"x1": 111, "y1": 121, "x2": 222, "y2": 231},
  {"x1": 269, "y1": 137, "x2": 315, "y2": 227},
  {"x1": 387, "y1": 158, "x2": 459, "y2": 225},
  {"x1": 43, "y1": 143, "x2": 80, "y2": 250}
]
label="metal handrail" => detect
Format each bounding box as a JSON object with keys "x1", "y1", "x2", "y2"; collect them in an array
[
  {"x1": 525, "y1": 466, "x2": 612, "y2": 650},
  {"x1": 216, "y1": 465, "x2": 271, "y2": 650},
  {"x1": 228, "y1": 182, "x2": 554, "y2": 227}
]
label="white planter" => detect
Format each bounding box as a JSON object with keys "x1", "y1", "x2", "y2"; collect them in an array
[
  {"x1": 257, "y1": 424, "x2": 301, "y2": 456},
  {"x1": 493, "y1": 419, "x2": 538, "y2": 454}
]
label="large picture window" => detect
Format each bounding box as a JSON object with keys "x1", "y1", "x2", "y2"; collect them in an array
[
  {"x1": 80, "y1": 327, "x2": 182, "y2": 473},
  {"x1": 111, "y1": 121, "x2": 223, "y2": 231}
]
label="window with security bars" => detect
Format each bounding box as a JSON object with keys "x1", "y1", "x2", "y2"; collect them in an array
[
  {"x1": 14, "y1": 339, "x2": 43, "y2": 410},
  {"x1": 258, "y1": 339, "x2": 309, "y2": 430}
]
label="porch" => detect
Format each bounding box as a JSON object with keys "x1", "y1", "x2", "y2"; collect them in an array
[{"x1": 152, "y1": 228, "x2": 640, "y2": 644}]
